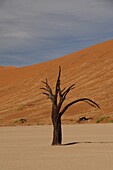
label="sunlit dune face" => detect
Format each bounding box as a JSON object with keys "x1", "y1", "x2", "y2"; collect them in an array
[{"x1": 0, "y1": 40, "x2": 113, "y2": 126}]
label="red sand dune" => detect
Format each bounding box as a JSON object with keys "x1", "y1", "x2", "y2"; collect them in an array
[
  {"x1": 0, "y1": 39, "x2": 113, "y2": 126},
  {"x1": 0, "y1": 65, "x2": 16, "y2": 70}
]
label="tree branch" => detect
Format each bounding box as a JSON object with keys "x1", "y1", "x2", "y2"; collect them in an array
[
  {"x1": 60, "y1": 98, "x2": 100, "y2": 116},
  {"x1": 57, "y1": 84, "x2": 75, "y2": 111},
  {"x1": 41, "y1": 79, "x2": 53, "y2": 95},
  {"x1": 62, "y1": 84, "x2": 75, "y2": 99},
  {"x1": 41, "y1": 79, "x2": 54, "y2": 101},
  {"x1": 55, "y1": 66, "x2": 61, "y2": 99}
]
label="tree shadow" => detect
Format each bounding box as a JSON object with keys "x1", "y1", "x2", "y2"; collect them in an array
[
  {"x1": 63, "y1": 142, "x2": 79, "y2": 146},
  {"x1": 63, "y1": 141, "x2": 113, "y2": 146}
]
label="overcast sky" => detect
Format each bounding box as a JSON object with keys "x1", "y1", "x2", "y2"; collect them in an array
[{"x1": 0, "y1": 0, "x2": 113, "y2": 66}]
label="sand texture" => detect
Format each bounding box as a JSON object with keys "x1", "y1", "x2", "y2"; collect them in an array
[
  {"x1": 0, "y1": 40, "x2": 113, "y2": 125},
  {"x1": 0, "y1": 124, "x2": 113, "y2": 170}
]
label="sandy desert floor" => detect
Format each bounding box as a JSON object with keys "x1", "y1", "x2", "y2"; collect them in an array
[{"x1": 0, "y1": 124, "x2": 113, "y2": 170}]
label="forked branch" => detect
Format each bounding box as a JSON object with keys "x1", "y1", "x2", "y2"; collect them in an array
[
  {"x1": 41, "y1": 79, "x2": 54, "y2": 101},
  {"x1": 41, "y1": 67, "x2": 100, "y2": 117},
  {"x1": 62, "y1": 84, "x2": 75, "y2": 99}
]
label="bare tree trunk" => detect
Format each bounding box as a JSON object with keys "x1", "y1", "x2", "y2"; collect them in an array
[
  {"x1": 52, "y1": 119, "x2": 62, "y2": 145},
  {"x1": 51, "y1": 108, "x2": 62, "y2": 145}
]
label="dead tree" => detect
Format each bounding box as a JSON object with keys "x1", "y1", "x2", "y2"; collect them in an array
[{"x1": 41, "y1": 66, "x2": 100, "y2": 145}]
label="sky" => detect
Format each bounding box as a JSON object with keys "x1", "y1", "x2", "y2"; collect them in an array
[{"x1": 0, "y1": 0, "x2": 113, "y2": 66}]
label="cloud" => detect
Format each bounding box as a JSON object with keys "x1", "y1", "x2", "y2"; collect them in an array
[
  {"x1": 3, "y1": 31, "x2": 32, "y2": 40},
  {"x1": 0, "y1": 0, "x2": 113, "y2": 66},
  {"x1": 0, "y1": 0, "x2": 6, "y2": 7}
]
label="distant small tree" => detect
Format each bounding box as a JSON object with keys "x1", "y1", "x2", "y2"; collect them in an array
[{"x1": 41, "y1": 66, "x2": 100, "y2": 145}]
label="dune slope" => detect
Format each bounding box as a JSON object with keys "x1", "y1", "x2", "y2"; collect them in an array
[{"x1": 0, "y1": 40, "x2": 113, "y2": 126}]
